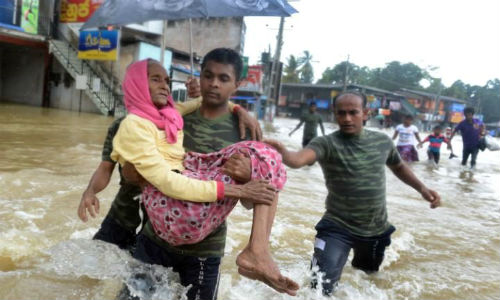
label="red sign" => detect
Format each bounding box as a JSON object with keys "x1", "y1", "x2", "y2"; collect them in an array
[
  {"x1": 238, "y1": 65, "x2": 263, "y2": 93},
  {"x1": 60, "y1": 0, "x2": 104, "y2": 23}
]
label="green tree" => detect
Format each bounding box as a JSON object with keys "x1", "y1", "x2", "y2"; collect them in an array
[
  {"x1": 317, "y1": 66, "x2": 339, "y2": 84},
  {"x1": 426, "y1": 77, "x2": 446, "y2": 94},
  {"x1": 369, "y1": 61, "x2": 426, "y2": 91},
  {"x1": 282, "y1": 54, "x2": 300, "y2": 83},
  {"x1": 442, "y1": 80, "x2": 469, "y2": 99},
  {"x1": 477, "y1": 79, "x2": 500, "y2": 122},
  {"x1": 317, "y1": 61, "x2": 372, "y2": 85},
  {"x1": 298, "y1": 50, "x2": 314, "y2": 84}
]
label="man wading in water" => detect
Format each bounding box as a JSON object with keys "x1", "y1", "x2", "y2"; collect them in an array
[
  {"x1": 117, "y1": 49, "x2": 299, "y2": 299},
  {"x1": 289, "y1": 102, "x2": 326, "y2": 148},
  {"x1": 266, "y1": 91, "x2": 441, "y2": 295}
]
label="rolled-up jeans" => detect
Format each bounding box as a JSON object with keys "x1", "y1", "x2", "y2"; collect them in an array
[
  {"x1": 461, "y1": 146, "x2": 479, "y2": 167},
  {"x1": 310, "y1": 218, "x2": 396, "y2": 295}
]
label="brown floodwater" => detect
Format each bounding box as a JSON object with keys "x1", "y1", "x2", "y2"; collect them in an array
[{"x1": 1, "y1": 103, "x2": 499, "y2": 300}]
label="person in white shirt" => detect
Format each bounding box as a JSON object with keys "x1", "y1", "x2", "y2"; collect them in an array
[{"x1": 392, "y1": 114, "x2": 422, "y2": 162}]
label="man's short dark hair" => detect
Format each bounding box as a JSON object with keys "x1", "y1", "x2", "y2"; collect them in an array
[
  {"x1": 433, "y1": 125, "x2": 442, "y2": 130},
  {"x1": 404, "y1": 114, "x2": 414, "y2": 120},
  {"x1": 201, "y1": 48, "x2": 243, "y2": 81},
  {"x1": 309, "y1": 101, "x2": 317, "y2": 107},
  {"x1": 464, "y1": 106, "x2": 475, "y2": 115},
  {"x1": 332, "y1": 90, "x2": 367, "y2": 108}
]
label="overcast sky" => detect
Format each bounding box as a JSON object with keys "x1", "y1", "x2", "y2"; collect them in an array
[{"x1": 243, "y1": 0, "x2": 500, "y2": 87}]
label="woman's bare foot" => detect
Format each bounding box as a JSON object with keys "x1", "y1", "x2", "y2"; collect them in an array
[{"x1": 236, "y1": 246, "x2": 299, "y2": 296}]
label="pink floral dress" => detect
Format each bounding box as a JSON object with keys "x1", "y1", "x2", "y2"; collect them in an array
[{"x1": 141, "y1": 141, "x2": 287, "y2": 246}]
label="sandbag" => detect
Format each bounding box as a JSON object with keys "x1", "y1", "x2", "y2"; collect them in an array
[{"x1": 485, "y1": 135, "x2": 500, "y2": 151}]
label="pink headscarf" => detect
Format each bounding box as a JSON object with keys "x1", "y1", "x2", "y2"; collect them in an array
[{"x1": 123, "y1": 59, "x2": 183, "y2": 144}]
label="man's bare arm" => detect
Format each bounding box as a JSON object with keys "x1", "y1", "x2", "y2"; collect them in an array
[
  {"x1": 78, "y1": 161, "x2": 115, "y2": 221},
  {"x1": 319, "y1": 119, "x2": 326, "y2": 136},
  {"x1": 264, "y1": 139, "x2": 317, "y2": 168},
  {"x1": 289, "y1": 120, "x2": 304, "y2": 136},
  {"x1": 222, "y1": 152, "x2": 252, "y2": 183},
  {"x1": 414, "y1": 132, "x2": 422, "y2": 143},
  {"x1": 388, "y1": 162, "x2": 441, "y2": 208}
]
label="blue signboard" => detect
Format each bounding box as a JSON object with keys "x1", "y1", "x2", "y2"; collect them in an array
[
  {"x1": 450, "y1": 103, "x2": 465, "y2": 112},
  {"x1": 0, "y1": 0, "x2": 14, "y2": 25},
  {"x1": 78, "y1": 30, "x2": 119, "y2": 60},
  {"x1": 308, "y1": 99, "x2": 329, "y2": 109}
]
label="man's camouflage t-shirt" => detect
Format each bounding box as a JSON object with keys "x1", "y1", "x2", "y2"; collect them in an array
[
  {"x1": 307, "y1": 129, "x2": 401, "y2": 237},
  {"x1": 102, "y1": 117, "x2": 142, "y2": 232}
]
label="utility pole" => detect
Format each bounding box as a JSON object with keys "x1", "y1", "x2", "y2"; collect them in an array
[
  {"x1": 265, "y1": 16, "x2": 285, "y2": 123},
  {"x1": 160, "y1": 21, "x2": 168, "y2": 65},
  {"x1": 342, "y1": 54, "x2": 350, "y2": 91},
  {"x1": 433, "y1": 80, "x2": 443, "y2": 124}
]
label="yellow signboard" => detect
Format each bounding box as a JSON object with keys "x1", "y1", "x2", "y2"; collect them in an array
[{"x1": 449, "y1": 112, "x2": 464, "y2": 124}]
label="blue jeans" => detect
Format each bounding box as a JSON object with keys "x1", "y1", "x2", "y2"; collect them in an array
[
  {"x1": 93, "y1": 214, "x2": 137, "y2": 251},
  {"x1": 427, "y1": 149, "x2": 441, "y2": 164},
  {"x1": 310, "y1": 218, "x2": 395, "y2": 295},
  {"x1": 128, "y1": 233, "x2": 221, "y2": 300},
  {"x1": 461, "y1": 146, "x2": 479, "y2": 167}
]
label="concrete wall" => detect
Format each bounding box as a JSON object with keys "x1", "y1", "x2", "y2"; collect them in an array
[
  {"x1": 127, "y1": 18, "x2": 245, "y2": 56},
  {"x1": 48, "y1": 59, "x2": 101, "y2": 114},
  {"x1": 0, "y1": 46, "x2": 45, "y2": 106},
  {"x1": 117, "y1": 43, "x2": 139, "y2": 82},
  {"x1": 165, "y1": 18, "x2": 245, "y2": 56}
]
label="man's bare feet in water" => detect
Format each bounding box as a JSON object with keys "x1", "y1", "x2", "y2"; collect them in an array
[{"x1": 236, "y1": 246, "x2": 299, "y2": 296}]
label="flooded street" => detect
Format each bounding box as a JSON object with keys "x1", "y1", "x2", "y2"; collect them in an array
[{"x1": 1, "y1": 103, "x2": 499, "y2": 300}]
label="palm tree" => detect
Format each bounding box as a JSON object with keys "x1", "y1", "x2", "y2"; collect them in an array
[
  {"x1": 298, "y1": 50, "x2": 314, "y2": 84},
  {"x1": 282, "y1": 55, "x2": 300, "y2": 83}
]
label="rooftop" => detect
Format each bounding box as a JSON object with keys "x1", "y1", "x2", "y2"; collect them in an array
[{"x1": 399, "y1": 88, "x2": 467, "y2": 103}]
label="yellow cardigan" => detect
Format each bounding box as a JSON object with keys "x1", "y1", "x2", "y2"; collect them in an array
[{"x1": 111, "y1": 99, "x2": 236, "y2": 202}]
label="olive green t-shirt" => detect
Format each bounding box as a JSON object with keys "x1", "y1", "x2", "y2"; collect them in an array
[
  {"x1": 306, "y1": 129, "x2": 401, "y2": 237},
  {"x1": 142, "y1": 109, "x2": 246, "y2": 257},
  {"x1": 102, "y1": 117, "x2": 143, "y2": 232},
  {"x1": 301, "y1": 112, "x2": 323, "y2": 140}
]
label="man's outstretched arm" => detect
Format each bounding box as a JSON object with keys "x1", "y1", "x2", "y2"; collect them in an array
[
  {"x1": 264, "y1": 139, "x2": 317, "y2": 168},
  {"x1": 78, "y1": 161, "x2": 115, "y2": 222},
  {"x1": 289, "y1": 120, "x2": 304, "y2": 136},
  {"x1": 319, "y1": 119, "x2": 326, "y2": 135},
  {"x1": 388, "y1": 162, "x2": 441, "y2": 208}
]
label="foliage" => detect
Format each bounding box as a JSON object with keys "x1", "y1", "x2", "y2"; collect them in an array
[
  {"x1": 369, "y1": 61, "x2": 426, "y2": 91},
  {"x1": 317, "y1": 61, "x2": 373, "y2": 86},
  {"x1": 282, "y1": 55, "x2": 300, "y2": 83},
  {"x1": 281, "y1": 53, "x2": 500, "y2": 122},
  {"x1": 298, "y1": 50, "x2": 314, "y2": 84},
  {"x1": 442, "y1": 80, "x2": 468, "y2": 99}
]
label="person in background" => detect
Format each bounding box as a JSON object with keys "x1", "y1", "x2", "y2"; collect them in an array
[
  {"x1": 392, "y1": 114, "x2": 422, "y2": 162},
  {"x1": 265, "y1": 91, "x2": 441, "y2": 296},
  {"x1": 449, "y1": 106, "x2": 486, "y2": 170},
  {"x1": 289, "y1": 102, "x2": 326, "y2": 147},
  {"x1": 418, "y1": 125, "x2": 454, "y2": 166}
]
